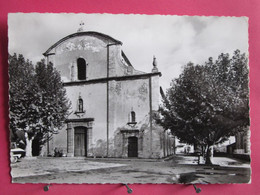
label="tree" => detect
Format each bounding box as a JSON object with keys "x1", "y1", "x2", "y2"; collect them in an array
[
  {"x1": 34, "y1": 60, "x2": 71, "y2": 155},
  {"x1": 9, "y1": 54, "x2": 71, "y2": 157},
  {"x1": 158, "y1": 50, "x2": 249, "y2": 165},
  {"x1": 9, "y1": 53, "x2": 39, "y2": 156}
]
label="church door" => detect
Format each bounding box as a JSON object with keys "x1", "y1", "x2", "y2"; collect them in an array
[
  {"x1": 128, "y1": 137, "x2": 138, "y2": 157},
  {"x1": 74, "y1": 127, "x2": 87, "y2": 156}
]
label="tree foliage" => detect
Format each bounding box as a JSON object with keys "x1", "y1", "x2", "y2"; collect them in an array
[
  {"x1": 9, "y1": 53, "x2": 71, "y2": 156},
  {"x1": 35, "y1": 60, "x2": 71, "y2": 142},
  {"x1": 9, "y1": 54, "x2": 38, "y2": 140},
  {"x1": 158, "y1": 50, "x2": 249, "y2": 164}
]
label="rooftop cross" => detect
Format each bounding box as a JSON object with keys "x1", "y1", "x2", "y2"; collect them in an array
[{"x1": 77, "y1": 21, "x2": 86, "y2": 32}]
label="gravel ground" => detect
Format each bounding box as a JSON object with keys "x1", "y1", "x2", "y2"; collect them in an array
[{"x1": 11, "y1": 155, "x2": 251, "y2": 184}]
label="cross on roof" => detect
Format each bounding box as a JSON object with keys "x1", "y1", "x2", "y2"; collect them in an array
[
  {"x1": 77, "y1": 21, "x2": 86, "y2": 32},
  {"x1": 80, "y1": 21, "x2": 84, "y2": 26}
]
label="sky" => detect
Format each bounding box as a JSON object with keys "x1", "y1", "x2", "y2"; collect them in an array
[{"x1": 8, "y1": 13, "x2": 248, "y2": 90}]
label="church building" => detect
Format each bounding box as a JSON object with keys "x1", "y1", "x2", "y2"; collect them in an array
[{"x1": 42, "y1": 25, "x2": 174, "y2": 158}]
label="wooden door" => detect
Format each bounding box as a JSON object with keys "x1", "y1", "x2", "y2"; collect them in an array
[
  {"x1": 128, "y1": 137, "x2": 138, "y2": 157},
  {"x1": 74, "y1": 127, "x2": 86, "y2": 156}
]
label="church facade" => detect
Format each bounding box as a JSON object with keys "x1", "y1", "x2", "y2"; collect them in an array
[{"x1": 42, "y1": 28, "x2": 174, "y2": 158}]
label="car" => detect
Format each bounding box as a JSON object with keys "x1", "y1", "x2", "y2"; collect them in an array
[{"x1": 10, "y1": 142, "x2": 25, "y2": 163}]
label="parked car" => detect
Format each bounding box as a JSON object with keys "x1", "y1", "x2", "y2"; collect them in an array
[{"x1": 10, "y1": 142, "x2": 25, "y2": 163}]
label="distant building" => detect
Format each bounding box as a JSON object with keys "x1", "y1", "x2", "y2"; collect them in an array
[
  {"x1": 175, "y1": 138, "x2": 194, "y2": 154},
  {"x1": 41, "y1": 25, "x2": 174, "y2": 158},
  {"x1": 214, "y1": 136, "x2": 236, "y2": 154},
  {"x1": 234, "y1": 128, "x2": 250, "y2": 154},
  {"x1": 227, "y1": 129, "x2": 250, "y2": 161}
]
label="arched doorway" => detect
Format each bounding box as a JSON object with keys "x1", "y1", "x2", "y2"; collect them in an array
[
  {"x1": 128, "y1": 136, "x2": 138, "y2": 157},
  {"x1": 74, "y1": 126, "x2": 87, "y2": 156}
]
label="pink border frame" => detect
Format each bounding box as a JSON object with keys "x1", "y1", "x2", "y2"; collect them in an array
[{"x1": 0, "y1": 0, "x2": 259, "y2": 194}]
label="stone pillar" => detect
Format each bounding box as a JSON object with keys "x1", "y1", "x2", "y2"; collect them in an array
[
  {"x1": 122, "y1": 133, "x2": 128, "y2": 158},
  {"x1": 67, "y1": 123, "x2": 74, "y2": 157},
  {"x1": 87, "y1": 125, "x2": 93, "y2": 156}
]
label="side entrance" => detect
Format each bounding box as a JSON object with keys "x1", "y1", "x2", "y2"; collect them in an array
[{"x1": 128, "y1": 136, "x2": 138, "y2": 157}]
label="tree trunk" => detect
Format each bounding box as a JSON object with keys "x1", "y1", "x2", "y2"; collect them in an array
[
  {"x1": 24, "y1": 132, "x2": 33, "y2": 157},
  {"x1": 205, "y1": 145, "x2": 214, "y2": 165}
]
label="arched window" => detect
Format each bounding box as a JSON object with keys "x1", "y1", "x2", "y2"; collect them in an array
[
  {"x1": 131, "y1": 111, "x2": 136, "y2": 123},
  {"x1": 78, "y1": 98, "x2": 83, "y2": 112},
  {"x1": 77, "y1": 58, "x2": 86, "y2": 80}
]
